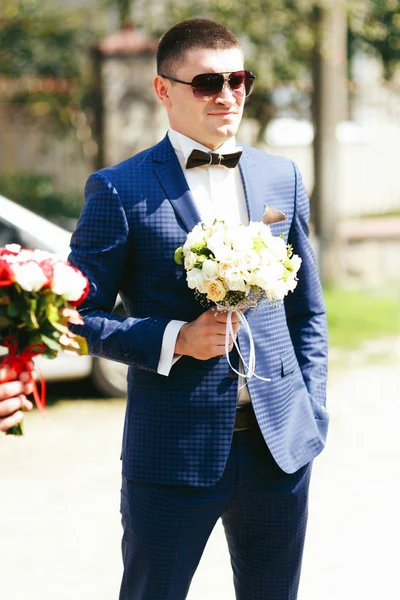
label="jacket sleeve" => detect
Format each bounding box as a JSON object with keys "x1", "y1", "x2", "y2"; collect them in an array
[
  {"x1": 68, "y1": 171, "x2": 169, "y2": 373},
  {"x1": 284, "y1": 162, "x2": 328, "y2": 408}
]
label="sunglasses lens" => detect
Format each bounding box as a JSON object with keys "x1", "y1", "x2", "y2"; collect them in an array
[
  {"x1": 190, "y1": 70, "x2": 255, "y2": 99},
  {"x1": 243, "y1": 71, "x2": 255, "y2": 96},
  {"x1": 191, "y1": 73, "x2": 224, "y2": 98},
  {"x1": 228, "y1": 72, "x2": 246, "y2": 94}
]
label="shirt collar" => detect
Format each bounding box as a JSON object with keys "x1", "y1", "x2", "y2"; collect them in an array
[{"x1": 168, "y1": 128, "x2": 239, "y2": 165}]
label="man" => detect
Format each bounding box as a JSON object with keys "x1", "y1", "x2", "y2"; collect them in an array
[
  {"x1": 0, "y1": 369, "x2": 33, "y2": 433},
  {"x1": 69, "y1": 18, "x2": 329, "y2": 600}
]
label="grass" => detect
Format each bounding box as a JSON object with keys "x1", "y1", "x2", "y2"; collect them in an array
[{"x1": 324, "y1": 285, "x2": 400, "y2": 349}]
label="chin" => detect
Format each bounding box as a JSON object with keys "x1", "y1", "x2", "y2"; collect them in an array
[{"x1": 215, "y1": 124, "x2": 238, "y2": 139}]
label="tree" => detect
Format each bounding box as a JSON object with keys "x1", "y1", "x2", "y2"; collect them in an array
[
  {"x1": 348, "y1": 0, "x2": 400, "y2": 80},
  {"x1": 0, "y1": 0, "x2": 96, "y2": 135}
]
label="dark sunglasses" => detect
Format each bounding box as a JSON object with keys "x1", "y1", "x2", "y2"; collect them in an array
[{"x1": 160, "y1": 70, "x2": 256, "y2": 100}]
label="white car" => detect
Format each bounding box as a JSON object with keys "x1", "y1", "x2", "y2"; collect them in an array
[{"x1": 0, "y1": 194, "x2": 128, "y2": 397}]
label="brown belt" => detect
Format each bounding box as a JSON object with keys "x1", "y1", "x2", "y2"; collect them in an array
[{"x1": 234, "y1": 403, "x2": 258, "y2": 432}]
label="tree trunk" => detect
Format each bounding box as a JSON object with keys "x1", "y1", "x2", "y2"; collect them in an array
[{"x1": 311, "y1": 0, "x2": 347, "y2": 285}]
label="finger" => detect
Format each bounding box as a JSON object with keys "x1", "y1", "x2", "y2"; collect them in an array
[
  {"x1": 212, "y1": 311, "x2": 241, "y2": 325},
  {"x1": 0, "y1": 380, "x2": 25, "y2": 401},
  {"x1": 23, "y1": 382, "x2": 34, "y2": 396},
  {"x1": 19, "y1": 371, "x2": 30, "y2": 383},
  {"x1": 0, "y1": 365, "x2": 18, "y2": 381},
  {"x1": 20, "y1": 372, "x2": 34, "y2": 395},
  {"x1": 0, "y1": 410, "x2": 23, "y2": 433},
  {"x1": 0, "y1": 395, "x2": 24, "y2": 418},
  {"x1": 22, "y1": 397, "x2": 33, "y2": 411},
  {"x1": 0, "y1": 365, "x2": 10, "y2": 380}
]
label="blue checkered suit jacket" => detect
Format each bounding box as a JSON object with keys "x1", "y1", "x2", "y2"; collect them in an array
[{"x1": 69, "y1": 134, "x2": 329, "y2": 485}]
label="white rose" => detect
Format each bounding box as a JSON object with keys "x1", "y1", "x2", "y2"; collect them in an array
[
  {"x1": 285, "y1": 274, "x2": 299, "y2": 293},
  {"x1": 251, "y1": 267, "x2": 272, "y2": 290},
  {"x1": 266, "y1": 236, "x2": 288, "y2": 261},
  {"x1": 186, "y1": 268, "x2": 207, "y2": 292},
  {"x1": 51, "y1": 263, "x2": 87, "y2": 301},
  {"x1": 184, "y1": 224, "x2": 206, "y2": 250},
  {"x1": 265, "y1": 280, "x2": 287, "y2": 302},
  {"x1": 31, "y1": 249, "x2": 52, "y2": 262},
  {"x1": 259, "y1": 223, "x2": 273, "y2": 244},
  {"x1": 201, "y1": 259, "x2": 219, "y2": 280},
  {"x1": 184, "y1": 251, "x2": 197, "y2": 270},
  {"x1": 232, "y1": 236, "x2": 253, "y2": 254},
  {"x1": 287, "y1": 254, "x2": 302, "y2": 274},
  {"x1": 11, "y1": 261, "x2": 48, "y2": 292},
  {"x1": 241, "y1": 250, "x2": 260, "y2": 272},
  {"x1": 248, "y1": 221, "x2": 264, "y2": 237},
  {"x1": 259, "y1": 247, "x2": 274, "y2": 266},
  {"x1": 224, "y1": 269, "x2": 246, "y2": 292},
  {"x1": 210, "y1": 221, "x2": 226, "y2": 237},
  {"x1": 5, "y1": 243, "x2": 21, "y2": 254},
  {"x1": 205, "y1": 279, "x2": 227, "y2": 303},
  {"x1": 13, "y1": 249, "x2": 35, "y2": 263},
  {"x1": 251, "y1": 262, "x2": 284, "y2": 290},
  {"x1": 206, "y1": 235, "x2": 232, "y2": 261}
]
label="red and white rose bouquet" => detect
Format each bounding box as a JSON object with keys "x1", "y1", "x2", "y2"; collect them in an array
[{"x1": 0, "y1": 244, "x2": 89, "y2": 435}]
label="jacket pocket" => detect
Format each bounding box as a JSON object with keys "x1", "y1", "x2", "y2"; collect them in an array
[{"x1": 280, "y1": 349, "x2": 298, "y2": 377}]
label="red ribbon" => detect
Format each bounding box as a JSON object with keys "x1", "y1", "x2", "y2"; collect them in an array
[{"x1": 2, "y1": 336, "x2": 46, "y2": 415}]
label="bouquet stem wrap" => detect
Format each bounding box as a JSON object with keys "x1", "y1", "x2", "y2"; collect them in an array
[
  {"x1": 2, "y1": 336, "x2": 46, "y2": 436},
  {"x1": 222, "y1": 308, "x2": 271, "y2": 386}
]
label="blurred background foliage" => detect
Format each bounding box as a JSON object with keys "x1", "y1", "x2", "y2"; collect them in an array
[
  {"x1": 0, "y1": 0, "x2": 97, "y2": 134},
  {"x1": 0, "y1": 170, "x2": 83, "y2": 222},
  {"x1": 1, "y1": 0, "x2": 398, "y2": 139}
]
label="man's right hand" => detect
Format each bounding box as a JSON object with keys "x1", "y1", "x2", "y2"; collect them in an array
[{"x1": 175, "y1": 307, "x2": 241, "y2": 360}]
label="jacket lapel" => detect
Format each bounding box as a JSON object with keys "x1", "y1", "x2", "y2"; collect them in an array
[
  {"x1": 152, "y1": 136, "x2": 201, "y2": 233},
  {"x1": 239, "y1": 148, "x2": 265, "y2": 223}
]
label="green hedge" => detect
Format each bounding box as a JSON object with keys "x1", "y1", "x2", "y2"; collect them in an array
[{"x1": 0, "y1": 171, "x2": 83, "y2": 224}]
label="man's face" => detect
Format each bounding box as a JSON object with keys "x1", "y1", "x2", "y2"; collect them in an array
[{"x1": 154, "y1": 47, "x2": 246, "y2": 150}]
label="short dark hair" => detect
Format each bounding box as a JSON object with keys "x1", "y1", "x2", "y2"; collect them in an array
[{"x1": 157, "y1": 18, "x2": 241, "y2": 76}]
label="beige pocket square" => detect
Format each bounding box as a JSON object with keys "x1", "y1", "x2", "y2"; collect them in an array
[{"x1": 262, "y1": 205, "x2": 287, "y2": 225}]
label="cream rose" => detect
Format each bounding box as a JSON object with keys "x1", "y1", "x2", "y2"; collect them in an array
[{"x1": 205, "y1": 279, "x2": 227, "y2": 303}]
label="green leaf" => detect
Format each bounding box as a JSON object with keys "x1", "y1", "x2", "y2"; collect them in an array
[
  {"x1": 29, "y1": 310, "x2": 39, "y2": 329},
  {"x1": 0, "y1": 316, "x2": 12, "y2": 329},
  {"x1": 40, "y1": 333, "x2": 61, "y2": 352},
  {"x1": 7, "y1": 303, "x2": 19, "y2": 317}
]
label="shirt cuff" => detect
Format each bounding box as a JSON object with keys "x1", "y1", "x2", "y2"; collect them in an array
[{"x1": 157, "y1": 320, "x2": 187, "y2": 376}]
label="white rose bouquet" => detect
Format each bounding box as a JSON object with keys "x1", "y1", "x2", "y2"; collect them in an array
[
  {"x1": 0, "y1": 244, "x2": 89, "y2": 435},
  {"x1": 174, "y1": 220, "x2": 301, "y2": 381}
]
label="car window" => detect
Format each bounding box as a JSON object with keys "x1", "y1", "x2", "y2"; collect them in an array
[{"x1": 0, "y1": 218, "x2": 57, "y2": 252}]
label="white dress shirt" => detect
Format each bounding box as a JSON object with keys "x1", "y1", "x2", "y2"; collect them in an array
[{"x1": 157, "y1": 128, "x2": 250, "y2": 403}]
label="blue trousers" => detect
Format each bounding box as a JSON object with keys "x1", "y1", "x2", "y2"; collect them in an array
[{"x1": 119, "y1": 427, "x2": 312, "y2": 600}]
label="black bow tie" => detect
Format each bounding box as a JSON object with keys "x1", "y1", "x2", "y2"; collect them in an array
[{"x1": 186, "y1": 148, "x2": 242, "y2": 169}]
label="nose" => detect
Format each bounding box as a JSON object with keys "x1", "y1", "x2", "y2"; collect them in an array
[{"x1": 215, "y1": 81, "x2": 237, "y2": 105}]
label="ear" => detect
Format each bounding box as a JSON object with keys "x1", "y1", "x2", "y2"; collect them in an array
[{"x1": 153, "y1": 75, "x2": 171, "y2": 107}]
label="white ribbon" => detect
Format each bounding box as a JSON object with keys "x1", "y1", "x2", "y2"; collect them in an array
[{"x1": 223, "y1": 309, "x2": 271, "y2": 386}]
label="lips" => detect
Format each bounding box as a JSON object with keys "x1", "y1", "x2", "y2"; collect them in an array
[{"x1": 208, "y1": 112, "x2": 238, "y2": 117}]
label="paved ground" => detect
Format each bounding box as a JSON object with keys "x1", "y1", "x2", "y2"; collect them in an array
[{"x1": 1, "y1": 350, "x2": 399, "y2": 600}]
